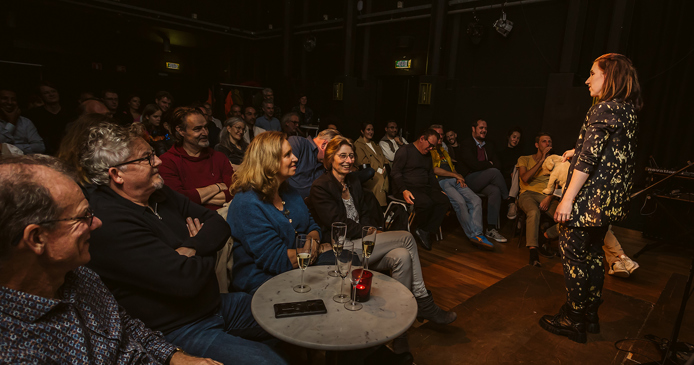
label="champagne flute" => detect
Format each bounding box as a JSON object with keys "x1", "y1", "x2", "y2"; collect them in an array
[
  {"x1": 333, "y1": 241, "x2": 353, "y2": 303},
  {"x1": 329, "y1": 222, "x2": 347, "y2": 277},
  {"x1": 293, "y1": 234, "x2": 312, "y2": 293},
  {"x1": 361, "y1": 226, "x2": 377, "y2": 271},
  {"x1": 345, "y1": 252, "x2": 364, "y2": 311}
]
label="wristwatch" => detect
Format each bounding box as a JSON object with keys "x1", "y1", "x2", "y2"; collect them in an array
[{"x1": 166, "y1": 347, "x2": 186, "y2": 364}]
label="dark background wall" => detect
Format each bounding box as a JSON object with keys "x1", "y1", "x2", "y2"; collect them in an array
[{"x1": 1, "y1": 0, "x2": 693, "y2": 228}]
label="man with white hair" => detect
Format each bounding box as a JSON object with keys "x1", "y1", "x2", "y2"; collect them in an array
[
  {"x1": 80, "y1": 123, "x2": 287, "y2": 365},
  {"x1": 288, "y1": 128, "x2": 341, "y2": 198}
]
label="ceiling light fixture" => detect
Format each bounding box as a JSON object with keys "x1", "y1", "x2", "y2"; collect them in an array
[{"x1": 493, "y1": 2, "x2": 513, "y2": 37}]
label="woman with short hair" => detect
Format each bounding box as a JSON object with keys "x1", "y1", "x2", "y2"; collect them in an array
[{"x1": 308, "y1": 136, "x2": 456, "y2": 327}]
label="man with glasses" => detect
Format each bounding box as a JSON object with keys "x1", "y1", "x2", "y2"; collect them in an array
[
  {"x1": 287, "y1": 128, "x2": 341, "y2": 199},
  {"x1": 159, "y1": 106, "x2": 234, "y2": 210},
  {"x1": 0, "y1": 155, "x2": 219, "y2": 364},
  {"x1": 390, "y1": 128, "x2": 451, "y2": 250},
  {"x1": 81, "y1": 124, "x2": 287, "y2": 365}
]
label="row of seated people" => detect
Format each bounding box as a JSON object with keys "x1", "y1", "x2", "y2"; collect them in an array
[{"x1": 0, "y1": 111, "x2": 455, "y2": 363}]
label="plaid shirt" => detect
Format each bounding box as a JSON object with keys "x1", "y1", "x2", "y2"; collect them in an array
[{"x1": 0, "y1": 266, "x2": 176, "y2": 364}]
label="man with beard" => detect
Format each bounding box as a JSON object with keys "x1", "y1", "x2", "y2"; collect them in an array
[
  {"x1": 80, "y1": 124, "x2": 286, "y2": 364},
  {"x1": 159, "y1": 107, "x2": 234, "y2": 210},
  {"x1": 379, "y1": 120, "x2": 408, "y2": 163},
  {"x1": 458, "y1": 119, "x2": 509, "y2": 243}
]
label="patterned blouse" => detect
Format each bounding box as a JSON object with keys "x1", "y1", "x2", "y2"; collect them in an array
[
  {"x1": 0, "y1": 266, "x2": 176, "y2": 364},
  {"x1": 565, "y1": 99, "x2": 638, "y2": 227}
]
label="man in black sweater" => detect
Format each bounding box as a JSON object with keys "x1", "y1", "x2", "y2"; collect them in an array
[
  {"x1": 81, "y1": 123, "x2": 287, "y2": 365},
  {"x1": 390, "y1": 128, "x2": 450, "y2": 250},
  {"x1": 458, "y1": 119, "x2": 509, "y2": 243}
]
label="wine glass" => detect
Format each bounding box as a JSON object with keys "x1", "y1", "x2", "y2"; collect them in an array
[
  {"x1": 329, "y1": 222, "x2": 347, "y2": 277},
  {"x1": 293, "y1": 234, "x2": 312, "y2": 293},
  {"x1": 345, "y1": 252, "x2": 364, "y2": 311},
  {"x1": 361, "y1": 226, "x2": 377, "y2": 271},
  {"x1": 333, "y1": 241, "x2": 352, "y2": 303}
]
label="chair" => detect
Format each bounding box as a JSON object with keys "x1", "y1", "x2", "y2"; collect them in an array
[{"x1": 385, "y1": 195, "x2": 444, "y2": 241}]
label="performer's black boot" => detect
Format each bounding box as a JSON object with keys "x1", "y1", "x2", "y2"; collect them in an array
[
  {"x1": 539, "y1": 303, "x2": 587, "y2": 343},
  {"x1": 585, "y1": 300, "x2": 603, "y2": 334}
]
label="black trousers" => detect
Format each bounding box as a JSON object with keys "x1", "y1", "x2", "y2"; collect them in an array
[
  {"x1": 401, "y1": 187, "x2": 450, "y2": 234},
  {"x1": 559, "y1": 224, "x2": 609, "y2": 311}
]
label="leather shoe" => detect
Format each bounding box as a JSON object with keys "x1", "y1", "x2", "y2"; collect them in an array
[
  {"x1": 414, "y1": 228, "x2": 432, "y2": 251},
  {"x1": 539, "y1": 303, "x2": 587, "y2": 343},
  {"x1": 585, "y1": 300, "x2": 602, "y2": 334}
]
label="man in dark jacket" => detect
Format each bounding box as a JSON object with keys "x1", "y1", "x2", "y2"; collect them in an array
[
  {"x1": 390, "y1": 128, "x2": 450, "y2": 250},
  {"x1": 458, "y1": 119, "x2": 509, "y2": 243},
  {"x1": 80, "y1": 123, "x2": 286, "y2": 365}
]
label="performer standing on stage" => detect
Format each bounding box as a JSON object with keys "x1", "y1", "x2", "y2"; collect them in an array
[{"x1": 539, "y1": 53, "x2": 643, "y2": 343}]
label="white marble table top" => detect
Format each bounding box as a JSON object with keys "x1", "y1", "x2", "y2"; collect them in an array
[{"x1": 251, "y1": 265, "x2": 417, "y2": 351}]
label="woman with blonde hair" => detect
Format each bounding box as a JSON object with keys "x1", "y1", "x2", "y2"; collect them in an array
[
  {"x1": 308, "y1": 136, "x2": 456, "y2": 329},
  {"x1": 540, "y1": 53, "x2": 642, "y2": 343},
  {"x1": 227, "y1": 131, "x2": 333, "y2": 293}
]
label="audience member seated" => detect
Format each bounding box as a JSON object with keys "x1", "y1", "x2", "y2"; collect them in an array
[
  {"x1": 444, "y1": 129, "x2": 462, "y2": 168},
  {"x1": 287, "y1": 128, "x2": 340, "y2": 198},
  {"x1": 25, "y1": 81, "x2": 70, "y2": 155},
  {"x1": 430, "y1": 125, "x2": 493, "y2": 250},
  {"x1": 517, "y1": 133, "x2": 560, "y2": 267},
  {"x1": 80, "y1": 124, "x2": 286, "y2": 364},
  {"x1": 0, "y1": 87, "x2": 45, "y2": 154},
  {"x1": 390, "y1": 128, "x2": 450, "y2": 251},
  {"x1": 280, "y1": 111, "x2": 304, "y2": 137},
  {"x1": 354, "y1": 122, "x2": 389, "y2": 207},
  {"x1": 229, "y1": 104, "x2": 243, "y2": 119},
  {"x1": 308, "y1": 136, "x2": 457, "y2": 330},
  {"x1": 102, "y1": 89, "x2": 131, "y2": 126},
  {"x1": 159, "y1": 107, "x2": 233, "y2": 210},
  {"x1": 141, "y1": 103, "x2": 174, "y2": 156},
  {"x1": 227, "y1": 131, "x2": 333, "y2": 293},
  {"x1": 155, "y1": 90, "x2": 173, "y2": 113},
  {"x1": 195, "y1": 103, "x2": 221, "y2": 147},
  {"x1": 256, "y1": 88, "x2": 282, "y2": 121},
  {"x1": 458, "y1": 119, "x2": 509, "y2": 243},
  {"x1": 256, "y1": 100, "x2": 281, "y2": 132},
  {"x1": 291, "y1": 92, "x2": 314, "y2": 125},
  {"x1": 243, "y1": 105, "x2": 266, "y2": 143},
  {"x1": 499, "y1": 127, "x2": 523, "y2": 219},
  {"x1": 380, "y1": 120, "x2": 408, "y2": 163},
  {"x1": 123, "y1": 94, "x2": 142, "y2": 123},
  {"x1": 77, "y1": 97, "x2": 110, "y2": 116},
  {"x1": 204, "y1": 102, "x2": 223, "y2": 129},
  {"x1": 215, "y1": 117, "x2": 248, "y2": 167},
  {"x1": 0, "y1": 155, "x2": 218, "y2": 364}
]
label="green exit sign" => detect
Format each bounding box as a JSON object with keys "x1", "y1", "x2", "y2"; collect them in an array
[
  {"x1": 166, "y1": 62, "x2": 180, "y2": 70},
  {"x1": 395, "y1": 59, "x2": 411, "y2": 69}
]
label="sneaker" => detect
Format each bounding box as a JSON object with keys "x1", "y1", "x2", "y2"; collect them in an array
[
  {"x1": 507, "y1": 202, "x2": 518, "y2": 220},
  {"x1": 485, "y1": 228, "x2": 507, "y2": 243},
  {"x1": 537, "y1": 243, "x2": 556, "y2": 258},
  {"x1": 620, "y1": 255, "x2": 640, "y2": 274},
  {"x1": 470, "y1": 235, "x2": 495, "y2": 251}
]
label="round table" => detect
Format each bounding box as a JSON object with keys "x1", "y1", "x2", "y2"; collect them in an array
[{"x1": 251, "y1": 265, "x2": 417, "y2": 351}]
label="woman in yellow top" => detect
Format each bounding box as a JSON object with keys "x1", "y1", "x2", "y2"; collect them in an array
[{"x1": 353, "y1": 122, "x2": 389, "y2": 207}]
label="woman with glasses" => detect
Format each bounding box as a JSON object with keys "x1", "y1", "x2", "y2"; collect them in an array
[
  {"x1": 215, "y1": 117, "x2": 248, "y2": 168},
  {"x1": 307, "y1": 136, "x2": 457, "y2": 331},
  {"x1": 353, "y1": 122, "x2": 390, "y2": 207},
  {"x1": 227, "y1": 132, "x2": 334, "y2": 294}
]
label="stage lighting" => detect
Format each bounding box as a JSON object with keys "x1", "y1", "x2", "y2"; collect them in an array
[{"x1": 493, "y1": 7, "x2": 513, "y2": 37}]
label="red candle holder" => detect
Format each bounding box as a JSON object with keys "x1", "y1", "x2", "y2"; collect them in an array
[{"x1": 351, "y1": 269, "x2": 373, "y2": 302}]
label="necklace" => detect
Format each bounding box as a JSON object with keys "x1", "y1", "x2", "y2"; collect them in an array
[
  {"x1": 147, "y1": 203, "x2": 162, "y2": 220},
  {"x1": 279, "y1": 201, "x2": 292, "y2": 223}
]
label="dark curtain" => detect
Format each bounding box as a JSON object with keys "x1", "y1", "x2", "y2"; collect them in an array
[{"x1": 630, "y1": 0, "x2": 694, "y2": 175}]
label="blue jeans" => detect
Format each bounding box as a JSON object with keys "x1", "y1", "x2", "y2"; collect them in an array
[
  {"x1": 464, "y1": 168, "x2": 509, "y2": 226},
  {"x1": 165, "y1": 293, "x2": 288, "y2": 365},
  {"x1": 439, "y1": 178, "x2": 483, "y2": 239}
]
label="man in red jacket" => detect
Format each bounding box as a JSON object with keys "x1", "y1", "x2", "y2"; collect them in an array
[{"x1": 159, "y1": 107, "x2": 234, "y2": 210}]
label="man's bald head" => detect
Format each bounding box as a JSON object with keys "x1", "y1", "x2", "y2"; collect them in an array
[{"x1": 78, "y1": 98, "x2": 110, "y2": 116}]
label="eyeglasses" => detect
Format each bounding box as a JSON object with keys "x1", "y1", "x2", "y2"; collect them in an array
[
  {"x1": 112, "y1": 149, "x2": 157, "y2": 168},
  {"x1": 37, "y1": 208, "x2": 95, "y2": 227},
  {"x1": 426, "y1": 140, "x2": 437, "y2": 150},
  {"x1": 336, "y1": 153, "x2": 355, "y2": 161}
]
